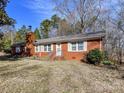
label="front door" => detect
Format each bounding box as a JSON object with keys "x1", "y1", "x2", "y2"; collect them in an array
[{"x1": 56, "y1": 44, "x2": 62, "y2": 56}]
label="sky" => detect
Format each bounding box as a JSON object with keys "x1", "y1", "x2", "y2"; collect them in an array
[
  {"x1": 6, "y1": 0, "x2": 55, "y2": 31},
  {"x1": 5, "y1": 0, "x2": 117, "y2": 31}
]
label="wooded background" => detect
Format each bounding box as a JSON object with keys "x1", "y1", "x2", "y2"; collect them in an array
[{"x1": 0, "y1": 0, "x2": 124, "y2": 64}]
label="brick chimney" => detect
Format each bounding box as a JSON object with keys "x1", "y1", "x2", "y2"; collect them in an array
[{"x1": 25, "y1": 32, "x2": 35, "y2": 56}]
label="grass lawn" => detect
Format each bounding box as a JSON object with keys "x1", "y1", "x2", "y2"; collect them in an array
[{"x1": 0, "y1": 59, "x2": 124, "y2": 93}]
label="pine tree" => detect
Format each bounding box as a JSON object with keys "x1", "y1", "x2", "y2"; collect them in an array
[
  {"x1": 0, "y1": 0, "x2": 15, "y2": 26},
  {"x1": 34, "y1": 28, "x2": 41, "y2": 39},
  {"x1": 15, "y1": 25, "x2": 30, "y2": 42},
  {"x1": 40, "y1": 19, "x2": 51, "y2": 38}
]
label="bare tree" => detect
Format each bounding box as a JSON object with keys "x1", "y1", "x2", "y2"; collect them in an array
[
  {"x1": 57, "y1": 19, "x2": 74, "y2": 36},
  {"x1": 52, "y1": 0, "x2": 102, "y2": 32},
  {"x1": 105, "y1": 26, "x2": 124, "y2": 64},
  {"x1": 103, "y1": 0, "x2": 124, "y2": 64}
]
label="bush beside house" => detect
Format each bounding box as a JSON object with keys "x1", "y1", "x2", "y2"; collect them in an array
[
  {"x1": 86, "y1": 49, "x2": 113, "y2": 66},
  {"x1": 86, "y1": 49, "x2": 103, "y2": 65}
]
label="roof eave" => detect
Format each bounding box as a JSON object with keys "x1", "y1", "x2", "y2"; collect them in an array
[{"x1": 34, "y1": 36, "x2": 104, "y2": 45}]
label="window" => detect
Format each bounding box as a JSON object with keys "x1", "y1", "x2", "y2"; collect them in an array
[
  {"x1": 35, "y1": 44, "x2": 52, "y2": 52},
  {"x1": 48, "y1": 44, "x2": 51, "y2": 51},
  {"x1": 72, "y1": 43, "x2": 76, "y2": 51},
  {"x1": 35, "y1": 46, "x2": 39, "y2": 52},
  {"x1": 68, "y1": 42, "x2": 86, "y2": 52},
  {"x1": 44, "y1": 44, "x2": 52, "y2": 52},
  {"x1": 44, "y1": 45, "x2": 47, "y2": 51},
  {"x1": 39, "y1": 45, "x2": 42, "y2": 52},
  {"x1": 78, "y1": 42, "x2": 84, "y2": 50},
  {"x1": 16, "y1": 47, "x2": 20, "y2": 53}
]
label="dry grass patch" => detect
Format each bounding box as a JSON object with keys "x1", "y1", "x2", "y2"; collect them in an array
[{"x1": 0, "y1": 59, "x2": 124, "y2": 93}]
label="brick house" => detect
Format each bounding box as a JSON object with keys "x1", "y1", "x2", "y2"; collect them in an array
[
  {"x1": 11, "y1": 32, "x2": 35, "y2": 56},
  {"x1": 11, "y1": 31, "x2": 105, "y2": 61}
]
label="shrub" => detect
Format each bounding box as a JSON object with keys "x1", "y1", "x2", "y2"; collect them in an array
[
  {"x1": 4, "y1": 48, "x2": 11, "y2": 53},
  {"x1": 86, "y1": 49, "x2": 102, "y2": 65},
  {"x1": 101, "y1": 51, "x2": 108, "y2": 61},
  {"x1": 102, "y1": 61, "x2": 112, "y2": 65}
]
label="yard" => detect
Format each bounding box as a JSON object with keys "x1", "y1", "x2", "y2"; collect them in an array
[{"x1": 0, "y1": 59, "x2": 124, "y2": 93}]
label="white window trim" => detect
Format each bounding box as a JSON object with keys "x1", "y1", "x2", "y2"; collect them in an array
[
  {"x1": 40, "y1": 45, "x2": 44, "y2": 52},
  {"x1": 35, "y1": 46, "x2": 37, "y2": 52},
  {"x1": 35, "y1": 44, "x2": 53, "y2": 53},
  {"x1": 68, "y1": 41, "x2": 87, "y2": 52},
  {"x1": 35, "y1": 45, "x2": 40, "y2": 52},
  {"x1": 43, "y1": 44, "x2": 53, "y2": 52}
]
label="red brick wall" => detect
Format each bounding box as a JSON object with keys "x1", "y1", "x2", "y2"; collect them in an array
[
  {"x1": 35, "y1": 39, "x2": 102, "y2": 61},
  {"x1": 61, "y1": 43, "x2": 87, "y2": 60},
  {"x1": 35, "y1": 44, "x2": 56, "y2": 58},
  {"x1": 61, "y1": 39, "x2": 101, "y2": 60},
  {"x1": 87, "y1": 39, "x2": 101, "y2": 51}
]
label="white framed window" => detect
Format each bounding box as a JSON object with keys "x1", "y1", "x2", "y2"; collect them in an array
[
  {"x1": 44, "y1": 45, "x2": 47, "y2": 51},
  {"x1": 78, "y1": 42, "x2": 84, "y2": 50},
  {"x1": 35, "y1": 44, "x2": 53, "y2": 52},
  {"x1": 48, "y1": 44, "x2": 51, "y2": 51},
  {"x1": 35, "y1": 45, "x2": 39, "y2": 52},
  {"x1": 68, "y1": 41, "x2": 87, "y2": 52},
  {"x1": 35, "y1": 45, "x2": 43, "y2": 52},
  {"x1": 44, "y1": 44, "x2": 52, "y2": 52},
  {"x1": 72, "y1": 42, "x2": 76, "y2": 51}
]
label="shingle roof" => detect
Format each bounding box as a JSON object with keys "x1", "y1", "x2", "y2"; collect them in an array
[
  {"x1": 11, "y1": 42, "x2": 25, "y2": 47},
  {"x1": 35, "y1": 31, "x2": 105, "y2": 45}
]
